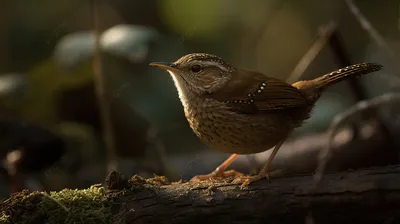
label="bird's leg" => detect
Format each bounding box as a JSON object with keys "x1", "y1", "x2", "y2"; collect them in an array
[
  {"x1": 190, "y1": 153, "x2": 244, "y2": 182},
  {"x1": 232, "y1": 141, "x2": 285, "y2": 188}
]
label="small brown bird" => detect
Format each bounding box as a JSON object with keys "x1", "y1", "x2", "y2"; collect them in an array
[{"x1": 150, "y1": 53, "x2": 382, "y2": 187}]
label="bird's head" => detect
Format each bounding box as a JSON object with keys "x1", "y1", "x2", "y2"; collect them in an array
[{"x1": 150, "y1": 53, "x2": 235, "y2": 101}]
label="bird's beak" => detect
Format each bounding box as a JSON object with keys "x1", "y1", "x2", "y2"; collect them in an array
[{"x1": 149, "y1": 62, "x2": 180, "y2": 72}]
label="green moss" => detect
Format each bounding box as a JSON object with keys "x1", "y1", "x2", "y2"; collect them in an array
[
  {"x1": 129, "y1": 174, "x2": 170, "y2": 187},
  {"x1": 0, "y1": 185, "x2": 111, "y2": 224},
  {"x1": 0, "y1": 174, "x2": 179, "y2": 224},
  {"x1": 0, "y1": 214, "x2": 10, "y2": 224}
]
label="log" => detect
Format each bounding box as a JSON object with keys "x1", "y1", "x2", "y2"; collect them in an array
[{"x1": 2, "y1": 165, "x2": 400, "y2": 224}]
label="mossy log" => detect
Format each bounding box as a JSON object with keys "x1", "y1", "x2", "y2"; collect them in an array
[{"x1": 2, "y1": 165, "x2": 400, "y2": 224}]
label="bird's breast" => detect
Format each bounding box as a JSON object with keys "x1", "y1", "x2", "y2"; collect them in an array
[{"x1": 181, "y1": 98, "x2": 296, "y2": 154}]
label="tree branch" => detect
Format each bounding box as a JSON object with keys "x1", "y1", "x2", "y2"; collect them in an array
[{"x1": 2, "y1": 165, "x2": 400, "y2": 224}]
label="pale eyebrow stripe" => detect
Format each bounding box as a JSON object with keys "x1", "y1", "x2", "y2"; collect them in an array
[{"x1": 194, "y1": 60, "x2": 231, "y2": 72}]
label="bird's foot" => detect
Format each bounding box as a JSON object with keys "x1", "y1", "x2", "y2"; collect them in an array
[
  {"x1": 231, "y1": 174, "x2": 263, "y2": 189},
  {"x1": 190, "y1": 169, "x2": 244, "y2": 182},
  {"x1": 232, "y1": 169, "x2": 285, "y2": 189}
]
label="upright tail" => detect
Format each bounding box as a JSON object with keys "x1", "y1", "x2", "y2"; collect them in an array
[{"x1": 311, "y1": 62, "x2": 383, "y2": 90}]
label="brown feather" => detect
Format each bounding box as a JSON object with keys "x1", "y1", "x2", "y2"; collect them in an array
[{"x1": 208, "y1": 68, "x2": 311, "y2": 114}]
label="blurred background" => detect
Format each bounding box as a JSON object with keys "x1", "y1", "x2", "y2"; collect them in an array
[{"x1": 0, "y1": 0, "x2": 399, "y2": 198}]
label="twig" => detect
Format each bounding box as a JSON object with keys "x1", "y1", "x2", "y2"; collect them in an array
[
  {"x1": 90, "y1": 0, "x2": 117, "y2": 173},
  {"x1": 329, "y1": 30, "x2": 368, "y2": 101},
  {"x1": 249, "y1": 0, "x2": 287, "y2": 65},
  {"x1": 345, "y1": 0, "x2": 400, "y2": 72},
  {"x1": 286, "y1": 22, "x2": 336, "y2": 84},
  {"x1": 146, "y1": 125, "x2": 181, "y2": 180},
  {"x1": 314, "y1": 93, "x2": 400, "y2": 187}
]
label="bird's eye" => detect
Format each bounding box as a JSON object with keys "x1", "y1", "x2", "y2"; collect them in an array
[{"x1": 191, "y1": 65, "x2": 202, "y2": 73}]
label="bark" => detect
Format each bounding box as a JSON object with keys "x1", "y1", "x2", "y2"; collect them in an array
[
  {"x1": 107, "y1": 165, "x2": 400, "y2": 224},
  {"x1": 3, "y1": 165, "x2": 400, "y2": 223}
]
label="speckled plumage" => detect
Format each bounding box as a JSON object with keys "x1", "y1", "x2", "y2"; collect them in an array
[{"x1": 183, "y1": 93, "x2": 310, "y2": 154}]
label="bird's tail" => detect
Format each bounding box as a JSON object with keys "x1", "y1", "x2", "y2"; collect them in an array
[{"x1": 311, "y1": 62, "x2": 383, "y2": 90}]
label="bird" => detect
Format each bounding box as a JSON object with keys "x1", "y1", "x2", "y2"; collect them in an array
[{"x1": 150, "y1": 53, "x2": 383, "y2": 188}]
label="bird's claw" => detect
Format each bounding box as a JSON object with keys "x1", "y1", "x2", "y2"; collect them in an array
[
  {"x1": 190, "y1": 169, "x2": 244, "y2": 182},
  {"x1": 232, "y1": 175, "x2": 263, "y2": 189},
  {"x1": 232, "y1": 169, "x2": 285, "y2": 189}
]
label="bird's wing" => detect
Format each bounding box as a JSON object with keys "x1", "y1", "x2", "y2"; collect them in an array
[{"x1": 208, "y1": 68, "x2": 311, "y2": 114}]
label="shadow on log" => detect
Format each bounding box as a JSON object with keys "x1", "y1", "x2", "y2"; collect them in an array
[{"x1": 2, "y1": 165, "x2": 400, "y2": 224}]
